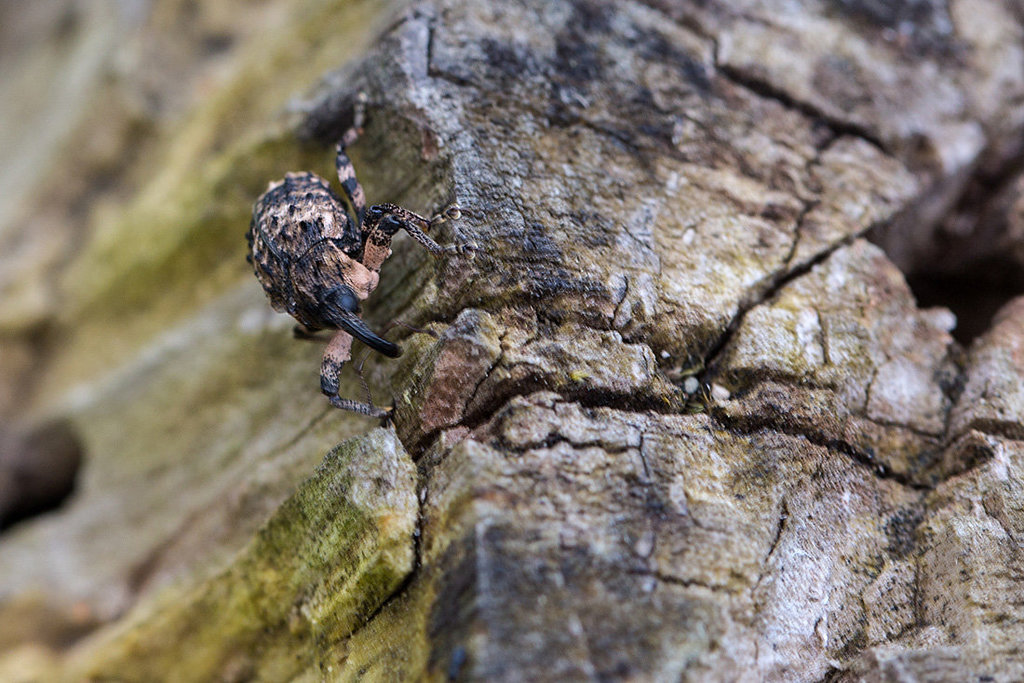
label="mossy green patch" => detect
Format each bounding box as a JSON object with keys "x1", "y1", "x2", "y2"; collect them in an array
[{"x1": 64, "y1": 427, "x2": 417, "y2": 682}]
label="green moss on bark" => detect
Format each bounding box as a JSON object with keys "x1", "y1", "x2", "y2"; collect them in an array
[{"x1": 65, "y1": 428, "x2": 417, "y2": 682}]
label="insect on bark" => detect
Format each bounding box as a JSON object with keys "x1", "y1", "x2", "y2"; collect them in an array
[{"x1": 246, "y1": 94, "x2": 474, "y2": 418}]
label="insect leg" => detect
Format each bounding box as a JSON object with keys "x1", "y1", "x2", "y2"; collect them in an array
[
  {"x1": 320, "y1": 329, "x2": 390, "y2": 418},
  {"x1": 363, "y1": 204, "x2": 475, "y2": 259},
  {"x1": 336, "y1": 93, "x2": 368, "y2": 229}
]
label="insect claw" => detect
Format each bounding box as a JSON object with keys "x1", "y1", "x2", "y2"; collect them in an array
[
  {"x1": 444, "y1": 241, "x2": 478, "y2": 257},
  {"x1": 429, "y1": 204, "x2": 463, "y2": 227},
  {"x1": 379, "y1": 405, "x2": 394, "y2": 425}
]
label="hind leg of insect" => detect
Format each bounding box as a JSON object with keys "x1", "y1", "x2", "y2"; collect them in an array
[
  {"x1": 336, "y1": 93, "x2": 369, "y2": 231},
  {"x1": 320, "y1": 329, "x2": 390, "y2": 418}
]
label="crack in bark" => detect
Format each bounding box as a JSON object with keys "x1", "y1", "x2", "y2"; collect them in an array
[
  {"x1": 937, "y1": 344, "x2": 966, "y2": 444},
  {"x1": 500, "y1": 432, "x2": 640, "y2": 458},
  {"x1": 910, "y1": 550, "x2": 924, "y2": 636},
  {"x1": 636, "y1": 430, "x2": 651, "y2": 481},
  {"x1": 693, "y1": 124, "x2": 885, "y2": 383},
  {"x1": 863, "y1": 363, "x2": 880, "y2": 424},
  {"x1": 782, "y1": 198, "x2": 821, "y2": 271},
  {"x1": 699, "y1": 222, "x2": 878, "y2": 382},
  {"x1": 625, "y1": 567, "x2": 738, "y2": 594},
  {"x1": 752, "y1": 498, "x2": 789, "y2": 599},
  {"x1": 856, "y1": 364, "x2": 945, "y2": 440},
  {"x1": 782, "y1": 128, "x2": 833, "y2": 270},
  {"x1": 464, "y1": 325, "x2": 513, "y2": 424},
  {"x1": 451, "y1": 340, "x2": 686, "y2": 437},
  {"x1": 815, "y1": 306, "x2": 832, "y2": 367},
  {"x1": 816, "y1": 663, "x2": 846, "y2": 683},
  {"x1": 346, "y1": 450, "x2": 429, "y2": 645},
  {"x1": 612, "y1": 274, "x2": 631, "y2": 327},
  {"x1": 710, "y1": 408, "x2": 930, "y2": 491},
  {"x1": 714, "y1": 61, "x2": 888, "y2": 157},
  {"x1": 953, "y1": 418, "x2": 1024, "y2": 445}
]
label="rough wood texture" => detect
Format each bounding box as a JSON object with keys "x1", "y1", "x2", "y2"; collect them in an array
[{"x1": 2, "y1": 0, "x2": 1024, "y2": 681}]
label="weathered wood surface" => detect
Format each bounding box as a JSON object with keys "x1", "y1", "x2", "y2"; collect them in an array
[{"x1": 2, "y1": 0, "x2": 1024, "y2": 680}]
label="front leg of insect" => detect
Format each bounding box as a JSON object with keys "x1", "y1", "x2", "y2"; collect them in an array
[
  {"x1": 360, "y1": 203, "x2": 476, "y2": 273},
  {"x1": 247, "y1": 95, "x2": 473, "y2": 419}
]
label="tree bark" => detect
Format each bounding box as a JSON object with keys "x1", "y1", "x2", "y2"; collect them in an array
[{"x1": 2, "y1": 0, "x2": 1024, "y2": 681}]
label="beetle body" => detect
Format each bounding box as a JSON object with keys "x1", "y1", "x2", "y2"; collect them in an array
[{"x1": 245, "y1": 98, "x2": 470, "y2": 417}]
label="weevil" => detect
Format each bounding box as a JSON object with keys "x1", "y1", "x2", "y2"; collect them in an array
[{"x1": 246, "y1": 95, "x2": 473, "y2": 417}]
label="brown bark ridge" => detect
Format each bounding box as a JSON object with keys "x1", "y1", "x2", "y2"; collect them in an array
[
  {"x1": 300, "y1": 1, "x2": 1024, "y2": 679},
  {"x1": 3, "y1": 0, "x2": 1024, "y2": 680}
]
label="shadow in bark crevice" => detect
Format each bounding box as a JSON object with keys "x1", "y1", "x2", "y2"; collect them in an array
[{"x1": 0, "y1": 418, "x2": 84, "y2": 533}]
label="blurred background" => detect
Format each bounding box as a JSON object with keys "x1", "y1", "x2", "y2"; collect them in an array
[
  {"x1": 0, "y1": 0, "x2": 389, "y2": 421},
  {"x1": 0, "y1": 0, "x2": 400, "y2": 672}
]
